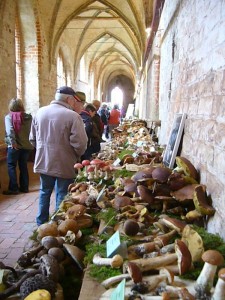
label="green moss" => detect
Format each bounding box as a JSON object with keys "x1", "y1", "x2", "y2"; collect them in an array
[
  {"x1": 114, "y1": 169, "x2": 135, "y2": 178},
  {"x1": 89, "y1": 265, "x2": 122, "y2": 282},
  {"x1": 96, "y1": 208, "x2": 117, "y2": 226},
  {"x1": 84, "y1": 243, "x2": 106, "y2": 265},
  {"x1": 192, "y1": 225, "x2": 225, "y2": 251},
  {"x1": 118, "y1": 149, "x2": 134, "y2": 160}
]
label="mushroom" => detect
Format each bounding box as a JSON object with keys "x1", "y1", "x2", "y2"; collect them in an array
[
  {"x1": 129, "y1": 238, "x2": 192, "y2": 275},
  {"x1": 101, "y1": 274, "x2": 131, "y2": 289},
  {"x1": 212, "y1": 268, "x2": 225, "y2": 300},
  {"x1": 127, "y1": 262, "x2": 143, "y2": 283},
  {"x1": 65, "y1": 204, "x2": 87, "y2": 219},
  {"x1": 82, "y1": 159, "x2": 90, "y2": 177},
  {"x1": 123, "y1": 219, "x2": 140, "y2": 236},
  {"x1": 74, "y1": 163, "x2": 83, "y2": 179},
  {"x1": 48, "y1": 247, "x2": 65, "y2": 263},
  {"x1": 154, "y1": 229, "x2": 177, "y2": 248},
  {"x1": 40, "y1": 254, "x2": 60, "y2": 282},
  {"x1": 92, "y1": 253, "x2": 123, "y2": 268},
  {"x1": 175, "y1": 156, "x2": 199, "y2": 181},
  {"x1": 86, "y1": 165, "x2": 95, "y2": 180},
  {"x1": 41, "y1": 236, "x2": 59, "y2": 250},
  {"x1": 63, "y1": 244, "x2": 85, "y2": 270},
  {"x1": 193, "y1": 184, "x2": 215, "y2": 215},
  {"x1": 152, "y1": 167, "x2": 172, "y2": 183},
  {"x1": 129, "y1": 252, "x2": 178, "y2": 272},
  {"x1": 57, "y1": 219, "x2": 79, "y2": 236},
  {"x1": 195, "y1": 249, "x2": 224, "y2": 297},
  {"x1": 159, "y1": 216, "x2": 187, "y2": 235},
  {"x1": 181, "y1": 225, "x2": 204, "y2": 262},
  {"x1": 37, "y1": 223, "x2": 58, "y2": 239},
  {"x1": 90, "y1": 158, "x2": 103, "y2": 178},
  {"x1": 174, "y1": 239, "x2": 192, "y2": 275}
]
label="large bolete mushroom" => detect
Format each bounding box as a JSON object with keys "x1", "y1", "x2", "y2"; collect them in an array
[
  {"x1": 175, "y1": 156, "x2": 199, "y2": 181},
  {"x1": 57, "y1": 219, "x2": 79, "y2": 236},
  {"x1": 193, "y1": 184, "x2": 215, "y2": 215},
  {"x1": 37, "y1": 223, "x2": 58, "y2": 239}
]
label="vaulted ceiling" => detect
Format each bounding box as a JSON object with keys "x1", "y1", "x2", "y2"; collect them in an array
[{"x1": 39, "y1": 0, "x2": 154, "y2": 93}]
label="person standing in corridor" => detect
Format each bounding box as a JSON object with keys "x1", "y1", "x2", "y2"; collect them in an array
[
  {"x1": 29, "y1": 86, "x2": 87, "y2": 226},
  {"x1": 3, "y1": 98, "x2": 33, "y2": 195},
  {"x1": 108, "y1": 104, "x2": 121, "y2": 138}
]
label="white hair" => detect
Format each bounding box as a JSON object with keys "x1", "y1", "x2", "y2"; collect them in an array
[{"x1": 55, "y1": 92, "x2": 70, "y2": 102}]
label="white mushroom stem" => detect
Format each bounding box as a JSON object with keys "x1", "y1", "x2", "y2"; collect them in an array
[
  {"x1": 93, "y1": 253, "x2": 123, "y2": 268},
  {"x1": 212, "y1": 278, "x2": 225, "y2": 300},
  {"x1": 130, "y1": 253, "x2": 177, "y2": 272},
  {"x1": 101, "y1": 273, "x2": 131, "y2": 289},
  {"x1": 196, "y1": 262, "x2": 217, "y2": 291}
]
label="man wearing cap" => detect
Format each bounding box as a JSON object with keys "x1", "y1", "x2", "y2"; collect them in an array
[{"x1": 29, "y1": 86, "x2": 88, "y2": 226}]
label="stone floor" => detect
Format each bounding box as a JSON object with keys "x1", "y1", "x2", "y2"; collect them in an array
[{"x1": 0, "y1": 162, "x2": 54, "y2": 267}]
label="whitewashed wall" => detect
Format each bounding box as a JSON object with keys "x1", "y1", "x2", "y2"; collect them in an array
[{"x1": 155, "y1": 0, "x2": 225, "y2": 238}]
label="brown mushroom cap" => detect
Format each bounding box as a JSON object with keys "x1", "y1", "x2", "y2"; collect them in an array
[
  {"x1": 131, "y1": 167, "x2": 155, "y2": 182},
  {"x1": 127, "y1": 261, "x2": 143, "y2": 283},
  {"x1": 218, "y1": 268, "x2": 225, "y2": 280},
  {"x1": 37, "y1": 223, "x2": 58, "y2": 239},
  {"x1": 160, "y1": 216, "x2": 186, "y2": 234},
  {"x1": 66, "y1": 204, "x2": 87, "y2": 219},
  {"x1": 152, "y1": 167, "x2": 172, "y2": 183},
  {"x1": 48, "y1": 247, "x2": 65, "y2": 262},
  {"x1": 201, "y1": 250, "x2": 224, "y2": 266},
  {"x1": 124, "y1": 219, "x2": 139, "y2": 236},
  {"x1": 63, "y1": 244, "x2": 85, "y2": 270},
  {"x1": 41, "y1": 236, "x2": 59, "y2": 250},
  {"x1": 58, "y1": 219, "x2": 79, "y2": 236},
  {"x1": 175, "y1": 156, "x2": 198, "y2": 180},
  {"x1": 113, "y1": 195, "x2": 133, "y2": 209},
  {"x1": 175, "y1": 239, "x2": 192, "y2": 275}
]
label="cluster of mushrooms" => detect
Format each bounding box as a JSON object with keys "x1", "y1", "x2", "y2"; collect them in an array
[{"x1": 0, "y1": 120, "x2": 224, "y2": 300}]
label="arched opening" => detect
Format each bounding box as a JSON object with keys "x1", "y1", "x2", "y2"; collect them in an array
[{"x1": 111, "y1": 86, "x2": 123, "y2": 109}]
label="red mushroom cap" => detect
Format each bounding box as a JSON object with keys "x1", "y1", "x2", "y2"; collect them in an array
[
  {"x1": 90, "y1": 159, "x2": 102, "y2": 165},
  {"x1": 82, "y1": 160, "x2": 90, "y2": 166},
  {"x1": 74, "y1": 163, "x2": 83, "y2": 169},
  {"x1": 87, "y1": 165, "x2": 95, "y2": 172}
]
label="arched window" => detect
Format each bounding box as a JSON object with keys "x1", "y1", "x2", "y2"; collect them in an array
[{"x1": 15, "y1": 15, "x2": 22, "y2": 99}]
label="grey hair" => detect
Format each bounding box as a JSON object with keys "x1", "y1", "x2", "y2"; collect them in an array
[
  {"x1": 55, "y1": 92, "x2": 71, "y2": 102},
  {"x1": 9, "y1": 98, "x2": 25, "y2": 112}
]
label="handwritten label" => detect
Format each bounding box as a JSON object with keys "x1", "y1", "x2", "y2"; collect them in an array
[
  {"x1": 113, "y1": 158, "x2": 121, "y2": 166},
  {"x1": 110, "y1": 279, "x2": 125, "y2": 300},
  {"x1": 106, "y1": 230, "x2": 121, "y2": 258},
  {"x1": 96, "y1": 185, "x2": 106, "y2": 203},
  {"x1": 136, "y1": 140, "x2": 143, "y2": 146}
]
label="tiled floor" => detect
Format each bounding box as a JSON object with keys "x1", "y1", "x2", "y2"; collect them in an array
[{"x1": 0, "y1": 162, "x2": 54, "y2": 267}]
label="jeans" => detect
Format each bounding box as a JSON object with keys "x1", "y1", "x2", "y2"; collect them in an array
[
  {"x1": 7, "y1": 148, "x2": 30, "y2": 191},
  {"x1": 36, "y1": 174, "x2": 74, "y2": 226}
]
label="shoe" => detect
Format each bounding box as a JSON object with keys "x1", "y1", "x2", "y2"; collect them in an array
[
  {"x1": 19, "y1": 188, "x2": 29, "y2": 193},
  {"x1": 3, "y1": 190, "x2": 20, "y2": 195}
]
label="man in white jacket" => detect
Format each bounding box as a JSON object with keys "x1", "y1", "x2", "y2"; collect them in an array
[{"x1": 29, "y1": 86, "x2": 88, "y2": 226}]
